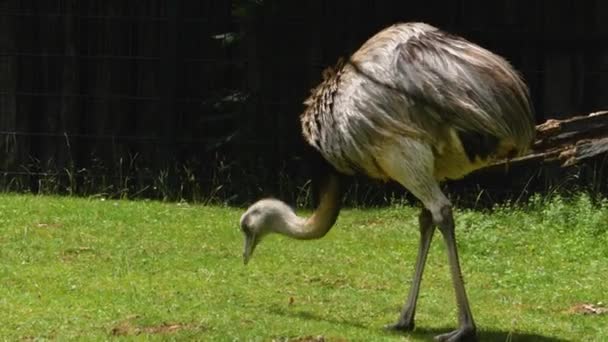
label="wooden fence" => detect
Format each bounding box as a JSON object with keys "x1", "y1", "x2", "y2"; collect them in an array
[{"x1": 1, "y1": 0, "x2": 607, "y2": 203}]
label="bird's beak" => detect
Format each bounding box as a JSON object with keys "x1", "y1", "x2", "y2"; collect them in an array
[{"x1": 242, "y1": 233, "x2": 258, "y2": 265}]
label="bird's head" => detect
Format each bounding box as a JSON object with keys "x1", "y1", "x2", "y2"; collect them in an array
[{"x1": 239, "y1": 198, "x2": 295, "y2": 265}]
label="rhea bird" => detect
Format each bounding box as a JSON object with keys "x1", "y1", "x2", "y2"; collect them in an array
[{"x1": 239, "y1": 22, "x2": 535, "y2": 342}]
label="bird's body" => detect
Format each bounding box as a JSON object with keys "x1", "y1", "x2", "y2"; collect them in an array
[
  {"x1": 240, "y1": 22, "x2": 535, "y2": 342},
  {"x1": 301, "y1": 22, "x2": 534, "y2": 183}
]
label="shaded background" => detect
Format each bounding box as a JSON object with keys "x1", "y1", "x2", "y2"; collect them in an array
[{"x1": 1, "y1": 0, "x2": 607, "y2": 205}]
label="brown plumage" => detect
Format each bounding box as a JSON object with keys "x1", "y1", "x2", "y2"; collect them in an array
[{"x1": 240, "y1": 22, "x2": 535, "y2": 342}]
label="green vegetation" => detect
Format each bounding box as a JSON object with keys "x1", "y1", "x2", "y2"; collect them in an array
[{"x1": 1, "y1": 194, "x2": 607, "y2": 341}]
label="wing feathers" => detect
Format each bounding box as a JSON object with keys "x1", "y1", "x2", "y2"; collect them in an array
[{"x1": 395, "y1": 29, "x2": 535, "y2": 151}]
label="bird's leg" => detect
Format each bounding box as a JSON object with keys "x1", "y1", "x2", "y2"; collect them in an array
[
  {"x1": 387, "y1": 208, "x2": 435, "y2": 331},
  {"x1": 434, "y1": 205, "x2": 477, "y2": 342}
]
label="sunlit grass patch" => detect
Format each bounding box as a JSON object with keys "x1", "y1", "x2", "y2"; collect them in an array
[{"x1": 0, "y1": 194, "x2": 606, "y2": 340}]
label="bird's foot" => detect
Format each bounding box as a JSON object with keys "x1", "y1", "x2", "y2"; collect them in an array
[
  {"x1": 434, "y1": 326, "x2": 476, "y2": 342},
  {"x1": 384, "y1": 320, "x2": 415, "y2": 332}
]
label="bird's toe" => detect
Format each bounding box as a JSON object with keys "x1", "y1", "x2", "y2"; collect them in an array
[
  {"x1": 434, "y1": 326, "x2": 477, "y2": 342},
  {"x1": 384, "y1": 320, "x2": 415, "y2": 332}
]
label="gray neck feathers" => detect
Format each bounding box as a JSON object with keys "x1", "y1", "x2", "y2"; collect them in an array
[{"x1": 275, "y1": 172, "x2": 341, "y2": 240}]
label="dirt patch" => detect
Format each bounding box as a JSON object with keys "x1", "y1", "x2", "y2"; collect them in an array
[
  {"x1": 566, "y1": 303, "x2": 608, "y2": 315},
  {"x1": 61, "y1": 246, "x2": 95, "y2": 261},
  {"x1": 64, "y1": 246, "x2": 94, "y2": 254},
  {"x1": 272, "y1": 336, "x2": 348, "y2": 342},
  {"x1": 111, "y1": 317, "x2": 198, "y2": 336},
  {"x1": 111, "y1": 321, "x2": 136, "y2": 336},
  {"x1": 35, "y1": 222, "x2": 63, "y2": 229},
  {"x1": 21, "y1": 336, "x2": 54, "y2": 341},
  {"x1": 272, "y1": 337, "x2": 326, "y2": 342}
]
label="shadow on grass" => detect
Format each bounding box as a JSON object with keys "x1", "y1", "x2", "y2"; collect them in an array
[
  {"x1": 269, "y1": 307, "x2": 369, "y2": 330},
  {"x1": 271, "y1": 307, "x2": 570, "y2": 342},
  {"x1": 404, "y1": 326, "x2": 571, "y2": 342}
]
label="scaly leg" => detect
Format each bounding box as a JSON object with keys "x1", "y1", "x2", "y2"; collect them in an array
[
  {"x1": 373, "y1": 140, "x2": 476, "y2": 340},
  {"x1": 434, "y1": 205, "x2": 477, "y2": 342},
  {"x1": 387, "y1": 208, "x2": 435, "y2": 331}
]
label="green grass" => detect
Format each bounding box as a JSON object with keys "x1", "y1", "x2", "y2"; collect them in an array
[{"x1": 1, "y1": 194, "x2": 607, "y2": 341}]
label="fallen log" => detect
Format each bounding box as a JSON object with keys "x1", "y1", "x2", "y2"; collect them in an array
[
  {"x1": 444, "y1": 111, "x2": 608, "y2": 204},
  {"x1": 492, "y1": 110, "x2": 608, "y2": 169}
]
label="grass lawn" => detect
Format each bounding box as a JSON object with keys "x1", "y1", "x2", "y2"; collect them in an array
[{"x1": 0, "y1": 193, "x2": 607, "y2": 341}]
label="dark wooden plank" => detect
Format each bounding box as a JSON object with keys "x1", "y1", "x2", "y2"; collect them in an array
[
  {"x1": 487, "y1": 111, "x2": 608, "y2": 171},
  {"x1": 562, "y1": 137, "x2": 608, "y2": 166},
  {"x1": 0, "y1": 0, "x2": 19, "y2": 171},
  {"x1": 534, "y1": 110, "x2": 608, "y2": 148}
]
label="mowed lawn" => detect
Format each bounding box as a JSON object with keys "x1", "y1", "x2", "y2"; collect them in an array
[{"x1": 0, "y1": 194, "x2": 607, "y2": 341}]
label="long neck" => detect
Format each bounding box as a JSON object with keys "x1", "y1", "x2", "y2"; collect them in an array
[{"x1": 279, "y1": 171, "x2": 342, "y2": 240}]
